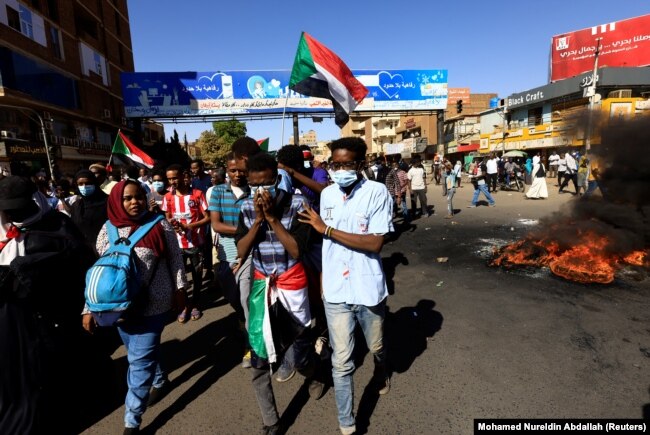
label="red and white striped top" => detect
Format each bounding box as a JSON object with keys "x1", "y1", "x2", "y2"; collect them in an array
[{"x1": 161, "y1": 189, "x2": 208, "y2": 249}]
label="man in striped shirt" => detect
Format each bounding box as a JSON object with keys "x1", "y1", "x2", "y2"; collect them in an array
[
  {"x1": 208, "y1": 152, "x2": 252, "y2": 367},
  {"x1": 162, "y1": 164, "x2": 209, "y2": 323},
  {"x1": 235, "y1": 153, "x2": 323, "y2": 434}
]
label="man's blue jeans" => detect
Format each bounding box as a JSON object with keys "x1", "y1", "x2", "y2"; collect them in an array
[
  {"x1": 324, "y1": 299, "x2": 386, "y2": 429},
  {"x1": 117, "y1": 313, "x2": 167, "y2": 428},
  {"x1": 472, "y1": 183, "x2": 495, "y2": 206}
]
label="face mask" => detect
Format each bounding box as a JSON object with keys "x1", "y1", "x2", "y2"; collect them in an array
[
  {"x1": 152, "y1": 181, "x2": 165, "y2": 193},
  {"x1": 78, "y1": 185, "x2": 96, "y2": 197},
  {"x1": 250, "y1": 184, "x2": 277, "y2": 199},
  {"x1": 303, "y1": 161, "x2": 311, "y2": 169},
  {"x1": 332, "y1": 170, "x2": 358, "y2": 187}
]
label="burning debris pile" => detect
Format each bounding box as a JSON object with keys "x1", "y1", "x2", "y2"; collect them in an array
[{"x1": 491, "y1": 114, "x2": 650, "y2": 284}]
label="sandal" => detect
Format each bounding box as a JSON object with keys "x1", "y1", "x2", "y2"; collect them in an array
[
  {"x1": 177, "y1": 309, "x2": 189, "y2": 324},
  {"x1": 190, "y1": 308, "x2": 202, "y2": 321}
]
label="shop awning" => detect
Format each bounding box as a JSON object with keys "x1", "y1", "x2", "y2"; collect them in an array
[{"x1": 457, "y1": 143, "x2": 480, "y2": 152}]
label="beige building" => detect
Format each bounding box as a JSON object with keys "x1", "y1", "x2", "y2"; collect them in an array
[{"x1": 341, "y1": 93, "x2": 497, "y2": 159}]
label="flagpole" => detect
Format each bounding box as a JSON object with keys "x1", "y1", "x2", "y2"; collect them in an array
[{"x1": 280, "y1": 91, "x2": 290, "y2": 148}]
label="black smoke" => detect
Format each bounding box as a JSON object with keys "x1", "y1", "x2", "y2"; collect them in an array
[{"x1": 520, "y1": 112, "x2": 650, "y2": 259}]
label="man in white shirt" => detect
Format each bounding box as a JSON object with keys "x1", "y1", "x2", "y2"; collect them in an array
[
  {"x1": 485, "y1": 154, "x2": 499, "y2": 193},
  {"x1": 559, "y1": 151, "x2": 578, "y2": 194},
  {"x1": 407, "y1": 157, "x2": 429, "y2": 218},
  {"x1": 548, "y1": 151, "x2": 560, "y2": 179}
]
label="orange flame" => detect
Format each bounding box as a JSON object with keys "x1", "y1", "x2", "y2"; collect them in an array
[{"x1": 491, "y1": 231, "x2": 647, "y2": 284}]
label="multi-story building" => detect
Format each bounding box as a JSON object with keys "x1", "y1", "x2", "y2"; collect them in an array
[
  {"x1": 478, "y1": 67, "x2": 650, "y2": 160},
  {"x1": 0, "y1": 0, "x2": 136, "y2": 177},
  {"x1": 342, "y1": 93, "x2": 496, "y2": 161},
  {"x1": 289, "y1": 129, "x2": 318, "y2": 146}
]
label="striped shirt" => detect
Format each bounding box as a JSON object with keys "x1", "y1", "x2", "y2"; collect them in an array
[
  {"x1": 208, "y1": 183, "x2": 249, "y2": 262},
  {"x1": 235, "y1": 193, "x2": 310, "y2": 277},
  {"x1": 161, "y1": 189, "x2": 208, "y2": 249}
]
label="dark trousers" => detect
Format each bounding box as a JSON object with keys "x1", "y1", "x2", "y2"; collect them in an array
[
  {"x1": 559, "y1": 172, "x2": 578, "y2": 193},
  {"x1": 557, "y1": 170, "x2": 565, "y2": 187},
  {"x1": 182, "y1": 247, "x2": 202, "y2": 307},
  {"x1": 251, "y1": 333, "x2": 316, "y2": 427},
  {"x1": 411, "y1": 189, "x2": 428, "y2": 216},
  {"x1": 486, "y1": 173, "x2": 498, "y2": 192}
]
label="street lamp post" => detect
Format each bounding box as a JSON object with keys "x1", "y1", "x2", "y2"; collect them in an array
[
  {"x1": 585, "y1": 37, "x2": 602, "y2": 154},
  {"x1": 0, "y1": 104, "x2": 54, "y2": 177}
]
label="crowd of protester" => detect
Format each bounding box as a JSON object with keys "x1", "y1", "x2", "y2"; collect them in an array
[{"x1": 0, "y1": 137, "x2": 604, "y2": 434}]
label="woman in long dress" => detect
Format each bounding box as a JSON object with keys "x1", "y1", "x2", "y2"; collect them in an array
[{"x1": 525, "y1": 162, "x2": 549, "y2": 199}]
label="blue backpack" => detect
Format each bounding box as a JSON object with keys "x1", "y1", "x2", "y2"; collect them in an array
[{"x1": 85, "y1": 214, "x2": 164, "y2": 326}]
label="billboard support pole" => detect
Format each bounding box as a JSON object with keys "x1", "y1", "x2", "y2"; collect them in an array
[
  {"x1": 292, "y1": 114, "x2": 299, "y2": 146},
  {"x1": 585, "y1": 38, "x2": 602, "y2": 154}
]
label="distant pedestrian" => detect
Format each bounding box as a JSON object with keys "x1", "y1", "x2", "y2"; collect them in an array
[
  {"x1": 468, "y1": 161, "x2": 495, "y2": 208},
  {"x1": 408, "y1": 157, "x2": 429, "y2": 218}
]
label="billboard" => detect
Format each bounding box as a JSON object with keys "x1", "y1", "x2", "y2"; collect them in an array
[
  {"x1": 447, "y1": 87, "x2": 470, "y2": 107},
  {"x1": 120, "y1": 69, "x2": 448, "y2": 118},
  {"x1": 550, "y1": 13, "x2": 650, "y2": 82}
]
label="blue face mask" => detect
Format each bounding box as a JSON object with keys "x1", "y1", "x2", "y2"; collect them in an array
[
  {"x1": 332, "y1": 170, "x2": 358, "y2": 187},
  {"x1": 78, "y1": 185, "x2": 96, "y2": 197},
  {"x1": 152, "y1": 181, "x2": 165, "y2": 193}
]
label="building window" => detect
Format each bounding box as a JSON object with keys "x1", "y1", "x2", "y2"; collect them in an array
[
  {"x1": 31, "y1": 0, "x2": 41, "y2": 10},
  {"x1": 47, "y1": 0, "x2": 59, "y2": 22},
  {"x1": 118, "y1": 44, "x2": 124, "y2": 65},
  {"x1": 527, "y1": 107, "x2": 543, "y2": 126},
  {"x1": 74, "y1": 6, "x2": 99, "y2": 40},
  {"x1": 50, "y1": 26, "x2": 63, "y2": 60},
  {"x1": 6, "y1": 6, "x2": 21, "y2": 32},
  {"x1": 114, "y1": 10, "x2": 121, "y2": 35},
  {"x1": 19, "y1": 6, "x2": 34, "y2": 39}
]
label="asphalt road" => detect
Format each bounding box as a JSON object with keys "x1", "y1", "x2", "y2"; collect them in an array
[{"x1": 81, "y1": 178, "x2": 650, "y2": 435}]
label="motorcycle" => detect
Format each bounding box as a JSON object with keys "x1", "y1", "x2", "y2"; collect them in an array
[{"x1": 500, "y1": 170, "x2": 524, "y2": 192}]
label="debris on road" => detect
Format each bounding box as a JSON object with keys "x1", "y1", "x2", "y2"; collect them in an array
[
  {"x1": 436, "y1": 281, "x2": 444, "y2": 287},
  {"x1": 436, "y1": 257, "x2": 449, "y2": 263}
]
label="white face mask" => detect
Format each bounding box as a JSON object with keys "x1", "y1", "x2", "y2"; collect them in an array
[
  {"x1": 332, "y1": 170, "x2": 358, "y2": 187},
  {"x1": 303, "y1": 161, "x2": 311, "y2": 169}
]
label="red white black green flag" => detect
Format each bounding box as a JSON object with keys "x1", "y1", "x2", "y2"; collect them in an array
[
  {"x1": 289, "y1": 32, "x2": 368, "y2": 128},
  {"x1": 110, "y1": 130, "x2": 155, "y2": 169}
]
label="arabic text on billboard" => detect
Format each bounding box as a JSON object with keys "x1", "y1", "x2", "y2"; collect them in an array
[
  {"x1": 120, "y1": 70, "x2": 448, "y2": 118},
  {"x1": 550, "y1": 13, "x2": 650, "y2": 82}
]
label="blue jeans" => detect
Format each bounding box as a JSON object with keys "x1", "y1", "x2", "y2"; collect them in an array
[
  {"x1": 472, "y1": 183, "x2": 495, "y2": 206},
  {"x1": 117, "y1": 313, "x2": 167, "y2": 428},
  {"x1": 447, "y1": 187, "x2": 456, "y2": 215},
  {"x1": 324, "y1": 299, "x2": 386, "y2": 429}
]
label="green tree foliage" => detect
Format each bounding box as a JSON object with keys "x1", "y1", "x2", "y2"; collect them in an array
[
  {"x1": 212, "y1": 120, "x2": 247, "y2": 144},
  {"x1": 199, "y1": 120, "x2": 247, "y2": 166}
]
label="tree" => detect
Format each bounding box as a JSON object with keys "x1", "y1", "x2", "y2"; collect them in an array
[
  {"x1": 198, "y1": 120, "x2": 247, "y2": 166},
  {"x1": 197, "y1": 130, "x2": 229, "y2": 166},
  {"x1": 212, "y1": 120, "x2": 247, "y2": 144}
]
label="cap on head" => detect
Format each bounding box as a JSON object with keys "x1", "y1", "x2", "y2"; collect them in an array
[{"x1": 0, "y1": 176, "x2": 37, "y2": 210}]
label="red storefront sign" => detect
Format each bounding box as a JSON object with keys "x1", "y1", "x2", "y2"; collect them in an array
[
  {"x1": 457, "y1": 143, "x2": 479, "y2": 152},
  {"x1": 550, "y1": 13, "x2": 650, "y2": 82}
]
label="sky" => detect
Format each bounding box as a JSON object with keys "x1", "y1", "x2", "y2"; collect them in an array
[{"x1": 126, "y1": 1, "x2": 649, "y2": 151}]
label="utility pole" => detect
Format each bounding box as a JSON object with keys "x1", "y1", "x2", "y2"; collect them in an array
[
  {"x1": 585, "y1": 37, "x2": 602, "y2": 154},
  {"x1": 0, "y1": 104, "x2": 54, "y2": 177},
  {"x1": 292, "y1": 113, "x2": 299, "y2": 146}
]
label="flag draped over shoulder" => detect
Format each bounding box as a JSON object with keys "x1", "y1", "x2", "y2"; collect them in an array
[
  {"x1": 289, "y1": 32, "x2": 368, "y2": 128},
  {"x1": 111, "y1": 130, "x2": 155, "y2": 169},
  {"x1": 248, "y1": 263, "x2": 310, "y2": 364},
  {"x1": 257, "y1": 137, "x2": 269, "y2": 152}
]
